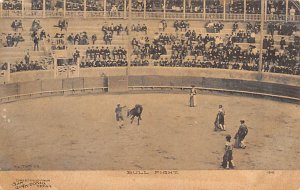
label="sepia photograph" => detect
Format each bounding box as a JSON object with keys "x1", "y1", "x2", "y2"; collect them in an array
[{"x1": 0, "y1": 0, "x2": 300, "y2": 189}]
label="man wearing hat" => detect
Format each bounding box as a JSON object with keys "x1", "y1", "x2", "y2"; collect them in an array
[
  {"x1": 189, "y1": 85, "x2": 197, "y2": 107},
  {"x1": 234, "y1": 120, "x2": 248, "y2": 149},
  {"x1": 115, "y1": 104, "x2": 126, "y2": 128}
]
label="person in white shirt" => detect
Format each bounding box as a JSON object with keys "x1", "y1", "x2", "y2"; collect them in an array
[{"x1": 290, "y1": 6, "x2": 296, "y2": 21}]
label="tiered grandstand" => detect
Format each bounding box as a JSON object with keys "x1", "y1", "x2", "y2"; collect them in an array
[{"x1": 1, "y1": 0, "x2": 300, "y2": 84}]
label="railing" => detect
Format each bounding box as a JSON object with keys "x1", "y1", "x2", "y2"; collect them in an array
[
  {"x1": 45, "y1": 10, "x2": 64, "y2": 17},
  {"x1": 23, "y1": 10, "x2": 43, "y2": 17},
  {"x1": 145, "y1": 12, "x2": 164, "y2": 19},
  {"x1": 128, "y1": 86, "x2": 300, "y2": 103},
  {"x1": 0, "y1": 87, "x2": 108, "y2": 104},
  {"x1": 86, "y1": 11, "x2": 105, "y2": 18},
  {"x1": 65, "y1": 11, "x2": 85, "y2": 18},
  {"x1": 185, "y1": 13, "x2": 204, "y2": 20},
  {"x1": 106, "y1": 11, "x2": 125, "y2": 18},
  {"x1": 206, "y1": 13, "x2": 224, "y2": 20},
  {"x1": 266, "y1": 14, "x2": 286, "y2": 21},
  {"x1": 225, "y1": 14, "x2": 244, "y2": 21},
  {"x1": 131, "y1": 12, "x2": 144, "y2": 19},
  {"x1": 245, "y1": 14, "x2": 261, "y2": 21},
  {"x1": 165, "y1": 12, "x2": 184, "y2": 19},
  {"x1": 2, "y1": 10, "x2": 22, "y2": 17},
  {"x1": 1, "y1": 9, "x2": 300, "y2": 22}
]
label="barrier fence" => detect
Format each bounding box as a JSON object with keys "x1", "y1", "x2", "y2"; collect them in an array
[{"x1": 0, "y1": 76, "x2": 299, "y2": 104}]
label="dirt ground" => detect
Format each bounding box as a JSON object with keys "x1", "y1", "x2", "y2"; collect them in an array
[{"x1": 0, "y1": 93, "x2": 299, "y2": 170}]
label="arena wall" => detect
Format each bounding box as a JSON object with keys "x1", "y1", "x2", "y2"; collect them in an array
[
  {"x1": 7, "y1": 68, "x2": 300, "y2": 86},
  {"x1": 1, "y1": 68, "x2": 300, "y2": 102}
]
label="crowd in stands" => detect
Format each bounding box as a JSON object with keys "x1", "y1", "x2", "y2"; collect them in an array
[
  {"x1": 145, "y1": 0, "x2": 163, "y2": 11},
  {"x1": 54, "y1": 19, "x2": 68, "y2": 31},
  {"x1": 174, "y1": 20, "x2": 190, "y2": 31},
  {"x1": 11, "y1": 20, "x2": 24, "y2": 32},
  {"x1": 205, "y1": 21, "x2": 224, "y2": 33},
  {"x1": 3, "y1": 52, "x2": 47, "y2": 72},
  {"x1": 267, "y1": 0, "x2": 286, "y2": 15},
  {"x1": 228, "y1": 0, "x2": 243, "y2": 14},
  {"x1": 10, "y1": 60, "x2": 47, "y2": 72},
  {"x1": 132, "y1": 0, "x2": 144, "y2": 11},
  {"x1": 85, "y1": 46, "x2": 127, "y2": 60},
  {"x1": 131, "y1": 58, "x2": 150, "y2": 66},
  {"x1": 80, "y1": 59, "x2": 128, "y2": 68},
  {"x1": 2, "y1": 0, "x2": 22, "y2": 10},
  {"x1": 267, "y1": 22, "x2": 298, "y2": 36},
  {"x1": 1, "y1": 18, "x2": 299, "y2": 76},
  {"x1": 245, "y1": 0, "x2": 261, "y2": 14},
  {"x1": 106, "y1": 0, "x2": 124, "y2": 16},
  {"x1": 205, "y1": 0, "x2": 223, "y2": 13},
  {"x1": 132, "y1": 35, "x2": 167, "y2": 60},
  {"x1": 132, "y1": 24, "x2": 148, "y2": 34},
  {"x1": 31, "y1": 0, "x2": 43, "y2": 10},
  {"x1": 86, "y1": 0, "x2": 104, "y2": 11},
  {"x1": 185, "y1": 0, "x2": 204, "y2": 13},
  {"x1": 130, "y1": 20, "x2": 299, "y2": 75},
  {"x1": 67, "y1": 32, "x2": 89, "y2": 45},
  {"x1": 102, "y1": 23, "x2": 128, "y2": 44},
  {"x1": 66, "y1": 0, "x2": 84, "y2": 11},
  {"x1": 228, "y1": 0, "x2": 261, "y2": 14},
  {"x1": 45, "y1": 0, "x2": 64, "y2": 10},
  {"x1": 2, "y1": 33, "x2": 24, "y2": 47}
]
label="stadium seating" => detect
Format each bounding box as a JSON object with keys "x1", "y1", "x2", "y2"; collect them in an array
[{"x1": 0, "y1": 0, "x2": 300, "y2": 77}]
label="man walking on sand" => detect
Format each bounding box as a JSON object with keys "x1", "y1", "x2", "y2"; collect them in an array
[{"x1": 115, "y1": 104, "x2": 126, "y2": 128}]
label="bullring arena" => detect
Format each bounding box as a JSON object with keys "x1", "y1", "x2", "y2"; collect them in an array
[{"x1": 0, "y1": 0, "x2": 300, "y2": 171}]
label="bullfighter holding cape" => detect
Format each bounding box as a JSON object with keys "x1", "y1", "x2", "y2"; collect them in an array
[
  {"x1": 214, "y1": 105, "x2": 225, "y2": 131},
  {"x1": 234, "y1": 120, "x2": 248, "y2": 148}
]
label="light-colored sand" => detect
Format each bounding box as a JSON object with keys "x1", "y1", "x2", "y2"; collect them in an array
[{"x1": 0, "y1": 93, "x2": 299, "y2": 170}]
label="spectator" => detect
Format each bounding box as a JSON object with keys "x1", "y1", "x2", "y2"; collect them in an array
[
  {"x1": 33, "y1": 34, "x2": 40, "y2": 51},
  {"x1": 24, "y1": 52, "x2": 30, "y2": 64},
  {"x1": 92, "y1": 34, "x2": 97, "y2": 45},
  {"x1": 290, "y1": 6, "x2": 296, "y2": 21}
]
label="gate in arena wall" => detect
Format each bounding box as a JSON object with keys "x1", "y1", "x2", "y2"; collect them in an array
[
  {"x1": 108, "y1": 76, "x2": 128, "y2": 93},
  {"x1": 0, "y1": 70, "x2": 5, "y2": 84},
  {"x1": 54, "y1": 58, "x2": 80, "y2": 78}
]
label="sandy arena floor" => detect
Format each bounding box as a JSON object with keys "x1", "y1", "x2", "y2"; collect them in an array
[{"x1": 0, "y1": 93, "x2": 299, "y2": 170}]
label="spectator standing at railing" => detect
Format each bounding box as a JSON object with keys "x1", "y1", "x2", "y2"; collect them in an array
[
  {"x1": 270, "y1": 5, "x2": 275, "y2": 19},
  {"x1": 290, "y1": 6, "x2": 296, "y2": 21},
  {"x1": 33, "y1": 34, "x2": 40, "y2": 51}
]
